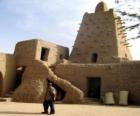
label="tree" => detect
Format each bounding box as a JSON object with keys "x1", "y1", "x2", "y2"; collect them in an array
[{"x1": 114, "y1": 0, "x2": 140, "y2": 40}]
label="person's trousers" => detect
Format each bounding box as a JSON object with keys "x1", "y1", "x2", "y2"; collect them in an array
[{"x1": 43, "y1": 100, "x2": 55, "y2": 114}]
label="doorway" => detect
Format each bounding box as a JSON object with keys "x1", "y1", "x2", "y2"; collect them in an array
[
  {"x1": 91, "y1": 53, "x2": 98, "y2": 63},
  {"x1": 54, "y1": 84, "x2": 66, "y2": 101},
  {"x1": 40, "y1": 47, "x2": 50, "y2": 61},
  {"x1": 14, "y1": 66, "x2": 26, "y2": 89},
  {"x1": 87, "y1": 77, "x2": 101, "y2": 99},
  {"x1": 47, "y1": 80, "x2": 66, "y2": 101}
]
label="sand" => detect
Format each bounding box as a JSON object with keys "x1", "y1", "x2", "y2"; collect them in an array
[{"x1": 0, "y1": 102, "x2": 139, "y2": 116}]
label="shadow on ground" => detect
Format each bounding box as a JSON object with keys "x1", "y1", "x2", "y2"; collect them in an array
[{"x1": 0, "y1": 111, "x2": 42, "y2": 115}]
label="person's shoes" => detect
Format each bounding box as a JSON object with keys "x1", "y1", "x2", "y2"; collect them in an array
[{"x1": 41, "y1": 112, "x2": 48, "y2": 114}]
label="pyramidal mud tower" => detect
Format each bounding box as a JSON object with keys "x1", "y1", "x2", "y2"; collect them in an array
[
  {"x1": 0, "y1": 2, "x2": 140, "y2": 104},
  {"x1": 70, "y1": 2, "x2": 132, "y2": 63}
]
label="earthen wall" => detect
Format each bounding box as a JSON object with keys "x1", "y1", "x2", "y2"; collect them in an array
[
  {"x1": 55, "y1": 62, "x2": 140, "y2": 104},
  {"x1": 0, "y1": 53, "x2": 16, "y2": 96},
  {"x1": 14, "y1": 39, "x2": 69, "y2": 66}
]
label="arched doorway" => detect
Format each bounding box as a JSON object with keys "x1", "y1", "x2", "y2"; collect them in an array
[{"x1": 0, "y1": 72, "x2": 3, "y2": 96}]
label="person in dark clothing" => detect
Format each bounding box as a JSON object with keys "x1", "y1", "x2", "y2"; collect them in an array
[{"x1": 42, "y1": 82, "x2": 56, "y2": 115}]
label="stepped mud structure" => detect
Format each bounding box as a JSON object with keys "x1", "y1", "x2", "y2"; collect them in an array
[{"x1": 0, "y1": 2, "x2": 140, "y2": 104}]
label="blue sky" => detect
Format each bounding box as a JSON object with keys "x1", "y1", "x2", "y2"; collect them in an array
[{"x1": 0, "y1": 0, "x2": 140, "y2": 60}]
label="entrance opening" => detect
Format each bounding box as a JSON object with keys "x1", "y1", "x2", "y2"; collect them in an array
[
  {"x1": 91, "y1": 53, "x2": 98, "y2": 63},
  {"x1": 48, "y1": 80, "x2": 66, "y2": 101},
  {"x1": 54, "y1": 84, "x2": 66, "y2": 101},
  {"x1": 0, "y1": 72, "x2": 3, "y2": 96},
  {"x1": 40, "y1": 47, "x2": 50, "y2": 61},
  {"x1": 14, "y1": 66, "x2": 26, "y2": 89},
  {"x1": 59, "y1": 54, "x2": 63, "y2": 60},
  {"x1": 87, "y1": 77, "x2": 101, "y2": 99}
]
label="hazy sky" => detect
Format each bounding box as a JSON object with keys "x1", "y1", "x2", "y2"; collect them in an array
[{"x1": 0, "y1": 0, "x2": 140, "y2": 60}]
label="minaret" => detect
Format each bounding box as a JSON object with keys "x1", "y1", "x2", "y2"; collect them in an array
[{"x1": 69, "y1": 2, "x2": 132, "y2": 64}]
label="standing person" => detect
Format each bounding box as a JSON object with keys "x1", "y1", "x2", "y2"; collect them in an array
[{"x1": 42, "y1": 82, "x2": 56, "y2": 115}]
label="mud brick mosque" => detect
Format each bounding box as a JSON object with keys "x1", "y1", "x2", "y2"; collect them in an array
[{"x1": 0, "y1": 2, "x2": 140, "y2": 104}]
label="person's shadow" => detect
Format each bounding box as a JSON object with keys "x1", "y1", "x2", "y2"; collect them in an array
[{"x1": 0, "y1": 111, "x2": 43, "y2": 115}]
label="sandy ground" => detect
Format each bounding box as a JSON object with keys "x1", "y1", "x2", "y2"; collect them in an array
[{"x1": 0, "y1": 102, "x2": 139, "y2": 116}]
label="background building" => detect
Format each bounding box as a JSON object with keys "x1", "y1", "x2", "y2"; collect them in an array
[{"x1": 0, "y1": 2, "x2": 140, "y2": 104}]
